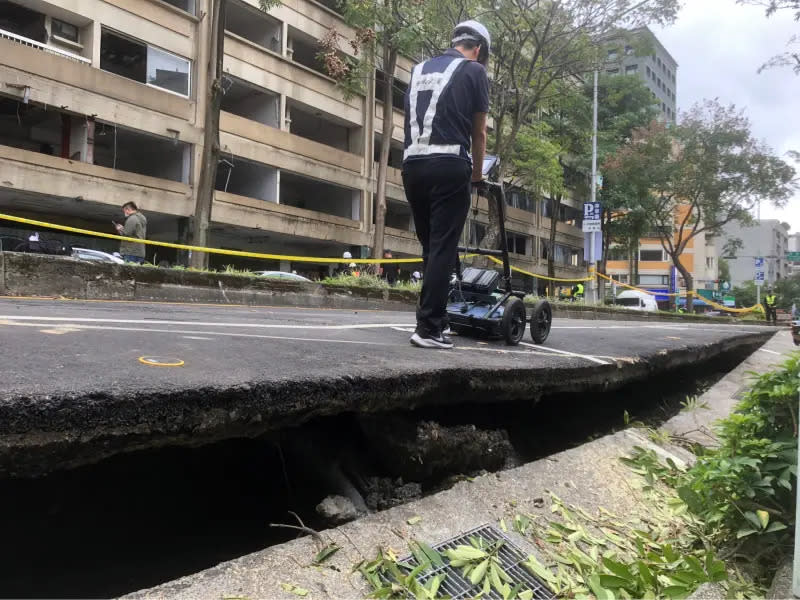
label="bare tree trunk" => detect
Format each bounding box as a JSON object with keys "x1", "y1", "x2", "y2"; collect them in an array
[
  {"x1": 191, "y1": 0, "x2": 226, "y2": 270},
  {"x1": 674, "y1": 256, "x2": 694, "y2": 312},
  {"x1": 373, "y1": 42, "x2": 398, "y2": 260},
  {"x1": 547, "y1": 193, "x2": 562, "y2": 297}
]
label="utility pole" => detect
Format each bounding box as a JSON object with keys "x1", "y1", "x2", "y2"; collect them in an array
[{"x1": 588, "y1": 68, "x2": 599, "y2": 305}]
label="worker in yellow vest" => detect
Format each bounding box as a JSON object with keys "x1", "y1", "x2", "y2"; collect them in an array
[
  {"x1": 763, "y1": 288, "x2": 778, "y2": 325},
  {"x1": 572, "y1": 282, "x2": 585, "y2": 301}
]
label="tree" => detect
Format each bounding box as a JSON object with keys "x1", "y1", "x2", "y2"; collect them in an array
[
  {"x1": 737, "y1": 0, "x2": 800, "y2": 74},
  {"x1": 586, "y1": 73, "x2": 660, "y2": 292},
  {"x1": 605, "y1": 99, "x2": 798, "y2": 310},
  {"x1": 481, "y1": 0, "x2": 680, "y2": 249},
  {"x1": 190, "y1": 0, "x2": 279, "y2": 269},
  {"x1": 718, "y1": 258, "x2": 732, "y2": 286},
  {"x1": 318, "y1": 0, "x2": 470, "y2": 260}
]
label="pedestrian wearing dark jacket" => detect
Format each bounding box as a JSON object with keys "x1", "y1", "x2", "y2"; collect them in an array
[{"x1": 115, "y1": 202, "x2": 147, "y2": 264}]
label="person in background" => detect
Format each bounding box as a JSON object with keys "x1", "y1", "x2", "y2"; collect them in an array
[
  {"x1": 382, "y1": 250, "x2": 399, "y2": 286},
  {"x1": 114, "y1": 202, "x2": 147, "y2": 264},
  {"x1": 763, "y1": 287, "x2": 778, "y2": 325}
]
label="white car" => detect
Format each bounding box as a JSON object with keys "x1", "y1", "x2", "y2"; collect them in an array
[
  {"x1": 254, "y1": 270, "x2": 311, "y2": 282},
  {"x1": 71, "y1": 247, "x2": 126, "y2": 264},
  {"x1": 615, "y1": 290, "x2": 659, "y2": 312}
]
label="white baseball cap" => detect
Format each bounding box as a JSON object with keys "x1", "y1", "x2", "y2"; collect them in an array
[{"x1": 343, "y1": 251, "x2": 352, "y2": 259}]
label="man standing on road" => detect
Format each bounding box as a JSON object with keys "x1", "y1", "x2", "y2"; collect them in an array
[
  {"x1": 114, "y1": 202, "x2": 147, "y2": 264},
  {"x1": 402, "y1": 20, "x2": 490, "y2": 349},
  {"x1": 381, "y1": 250, "x2": 399, "y2": 286},
  {"x1": 763, "y1": 287, "x2": 778, "y2": 325}
]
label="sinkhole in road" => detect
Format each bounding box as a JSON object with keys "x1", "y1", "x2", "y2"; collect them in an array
[{"x1": 0, "y1": 346, "x2": 755, "y2": 598}]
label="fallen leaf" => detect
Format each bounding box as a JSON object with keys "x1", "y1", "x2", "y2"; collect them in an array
[
  {"x1": 407, "y1": 515, "x2": 422, "y2": 525},
  {"x1": 280, "y1": 583, "x2": 309, "y2": 597}
]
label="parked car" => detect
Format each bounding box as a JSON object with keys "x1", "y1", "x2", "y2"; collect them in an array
[
  {"x1": 71, "y1": 247, "x2": 125, "y2": 264},
  {"x1": 254, "y1": 270, "x2": 311, "y2": 282},
  {"x1": 614, "y1": 290, "x2": 659, "y2": 312}
]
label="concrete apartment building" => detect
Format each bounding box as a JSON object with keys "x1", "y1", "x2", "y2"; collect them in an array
[
  {"x1": 603, "y1": 26, "x2": 678, "y2": 122},
  {"x1": 0, "y1": 0, "x2": 586, "y2": 282},
  {"x1": 716, "y1": 219, "x2": 791, "y2": 287}
]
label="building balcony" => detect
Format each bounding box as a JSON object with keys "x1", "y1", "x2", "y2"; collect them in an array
[
  {"x1": 224, "y1": 33, "x2": 364, "y2": 129},
  {"x1": 374, "y1": 102, "x2": 406, "y2": 143},
  {"x1": 221, "y1": 112, "x2": 362, "y2": 174},
  {"x1": 213, "y1": 190, "x2": 367, "y2": 247},
  {"x1": 0, "y1": 37, "x2": 194, "y2": 126},
  {"x1": 0, "y1": 27, "x2": 90, "y2": 65},
  {"x1": 0, "y1": 145, "x2": 192, "y2": 217}
]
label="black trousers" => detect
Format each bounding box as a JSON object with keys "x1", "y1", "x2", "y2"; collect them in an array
[
  {"x1": 402, "y1": 157, "x2": 471, "y2": 335},
  {"x1": 764, "y1": 304, "x2": 777, "y2": 324}
]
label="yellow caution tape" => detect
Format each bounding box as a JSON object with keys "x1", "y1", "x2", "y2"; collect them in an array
[
  {"x1": 596, "y1": 272, "x2": 681, "y2": 297},
  {"x1": 487, "y1": 256, "x2": 593, "y2": 283},
  {"x1": 0, "y1": 213, "x2": 420, "y2": 264},
  {"x1": 596, "y1": 272, "x2": 760, "y2": 313}
]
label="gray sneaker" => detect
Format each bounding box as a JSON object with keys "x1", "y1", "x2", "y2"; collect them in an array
[{"x1": 410, "y1": 331, "x2": 454, "y2": 349}]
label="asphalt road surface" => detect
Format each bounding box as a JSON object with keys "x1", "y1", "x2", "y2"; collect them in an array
[{"x1": 0, "y1": 296, "x2": 773, "y2": 400}]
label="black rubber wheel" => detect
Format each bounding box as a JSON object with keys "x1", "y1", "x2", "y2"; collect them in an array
[
  {"x1": 529, "y1": 299, "x2": 552, "y2": 344},
  {"x1": 501, "y1": 297, "x2": 526, "y2": 346}
]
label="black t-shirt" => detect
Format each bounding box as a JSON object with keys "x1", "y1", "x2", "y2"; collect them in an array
[{"x1": 403, "y1": 49, "x2": 489, "y2": 165}]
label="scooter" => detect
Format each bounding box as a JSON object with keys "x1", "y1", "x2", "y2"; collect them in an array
[{"x1": 446, "y1": 157, "x2": 552, "y2": 346}]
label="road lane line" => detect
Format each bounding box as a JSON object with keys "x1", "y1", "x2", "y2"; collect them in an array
[
  {"x1": 759, "y1": 348, "x2": 782, "y2": 355},
  {"x1": 0, "y1": 316, "x2": 415, "y2": 330},
  {"x1": 1, "y1": 321, "x2": 389, "y2": 346},
  {"x1": 519, "y1": 342, "x2": 610, "y2": 365}
]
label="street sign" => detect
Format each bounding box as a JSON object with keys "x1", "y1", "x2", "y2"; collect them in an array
[
  {"x1": 787, "y1": 252, "x2": 800, "y2": 262},
  {"x1": 582, "y1": 202, "x2": 602, "y2": 233},
  {"x1": 754, "y1": 257, "x2": 765, "y2": 286}
]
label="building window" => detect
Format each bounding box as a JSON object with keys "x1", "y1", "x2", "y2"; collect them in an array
[
  {"x1": 638, "y1": 274, "x2": 669, "y2": 286},
  {"x1": 469, "y1": 222, "x2": 486, "y2": 247},
  {"x1": 159, "y1": 0, "x2": 196, "y2": 13},
  {"x1": 606, "y1": 67, "x2": 619, "y2": 75},
  {"x1": 51, "y1": 18, "x2": 79, "y2": 43},
  {"x1": 639, "y1": 249, "x2": 665, "y2": 262},
  {"x1": 624, "y1": 44, "x2": 633, "y2": 55},
  {"x1": 607, "y1": 48, "x2": 618, "y2": 60},
  {"x1": 100, "y1": 29, "x2": 190, "y2": 97},
  {"x1": 646, "y1": 66, "x2": 651, "y2": 77},
  {"x1": 706, "y1": 257, "x2": 714, "y2": 269},
  {"x1": 612, "y1": 273, "x2": 629, "y2": 283},
  {"x1": 506, "y1": 232, "x2": 528, "y2": 256},
  {"x1": 625, "y1": 64, "x2": 637, "y2": 74}
]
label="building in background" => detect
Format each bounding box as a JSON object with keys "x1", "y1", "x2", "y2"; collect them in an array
[
  {"x1": 715, "y1": 220, "x2": 790, "y2": 287},
  {"x1": 603, "y1": 26, "x2": 678, "y2": 123},
  {"x1": 0, "y1": 0, "x2": 585, "y2": 283},
  {"x1": 605, "y1": 204, "x2": 719, "y2": 309}
]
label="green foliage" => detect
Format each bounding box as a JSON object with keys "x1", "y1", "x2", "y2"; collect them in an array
[
  {"x1": 623, "y1": 352, "x2": 800, "y2": 586},
  {"x1": 514, "y1": 493, "x2": 726, "y2": 599},
  {"x1": 511, "y1": 122, "x2": 565, "y2": 199}
]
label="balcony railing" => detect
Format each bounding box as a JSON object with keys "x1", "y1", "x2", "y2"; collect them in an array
[{"x1": 0, "y1": 28, "x2": 90, "y2": 64}]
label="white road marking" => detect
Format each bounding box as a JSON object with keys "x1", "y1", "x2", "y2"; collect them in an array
[
  {"x1": 391, "y1": 327, "x2": 416, "y2": 333},
  {"x1": 183, "y1": 336, "x2": 213, "y2": 340},
  {"x1": 519, "y1": 342, "x2": 611, "y2": 365},
  {"x1": 2, "y1": 321, "x2": 388, "y2": 346},
  {"x1": 0, "y1": 316, "x2": 415, "y2": 330},
  {"x1": 759, "y1": 348, "x2": 782, "y2": 355}
]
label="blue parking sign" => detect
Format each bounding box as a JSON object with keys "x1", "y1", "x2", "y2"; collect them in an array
[{"x1": 583, "y1": 202, "x2": 601, "y2": 220}]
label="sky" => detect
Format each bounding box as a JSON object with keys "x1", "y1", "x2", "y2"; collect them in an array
[{"x1": 650, "y1": 0, "x2": 800, "y2": 233}]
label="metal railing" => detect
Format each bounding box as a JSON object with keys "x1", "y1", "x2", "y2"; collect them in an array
[{"x1": 0, "y1": 28, "x2": 91, "y2": 64}]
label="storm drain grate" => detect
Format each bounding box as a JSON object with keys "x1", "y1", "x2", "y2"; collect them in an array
[{"x1": 390, "y1": 524, "x2": 555, "y2": 599}]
